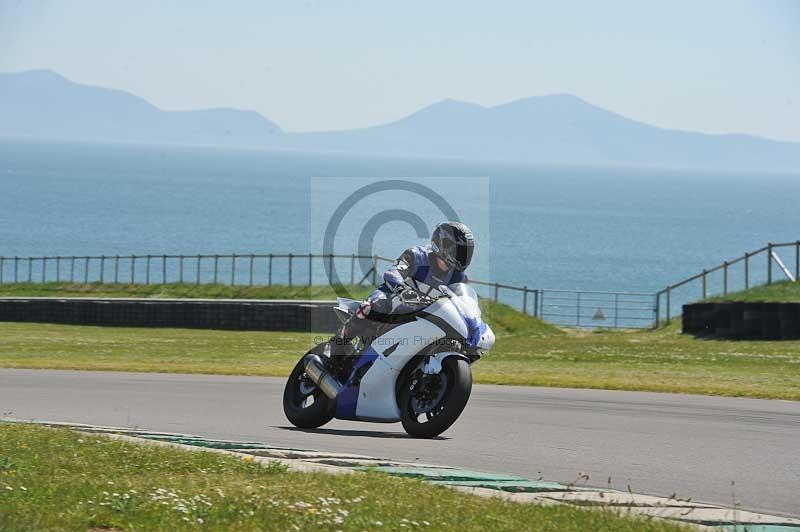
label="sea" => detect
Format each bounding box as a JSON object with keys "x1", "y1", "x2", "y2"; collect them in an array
[{"x1": 2, "y1": 138, "x2": 799, "y2": 314}]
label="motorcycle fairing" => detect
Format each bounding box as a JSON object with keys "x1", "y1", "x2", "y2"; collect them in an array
[
  {"x1": 335, "y1": 346, "x2": 380, "y2": 420},
  {"x1": 333, "y1": 296, "x2": 481, "y2": 423},
  {"x1": 330, "y1": 312, "x2": 447, "y2": 422}
]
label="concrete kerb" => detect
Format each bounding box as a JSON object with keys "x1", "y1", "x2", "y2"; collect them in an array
[{"x1": 4, "y1": 419, "x2": 800, "y2": 531}]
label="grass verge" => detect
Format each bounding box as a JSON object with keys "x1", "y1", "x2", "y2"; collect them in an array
[
  {"x1": 704, "y1": 280, "x2": 800, "y2": 303},
  {"x1": 0, "y1": 282, "x2": 375, "y2": 301},
  {"x1": 0, "y1": 283, "x2": 798, "y2": 400},
  {"x1": 0, "y1": 319, "x2": 797, "y2": 400},
  {"x1": 0, "y1": 423, "x2": 687, "y2": 531}
]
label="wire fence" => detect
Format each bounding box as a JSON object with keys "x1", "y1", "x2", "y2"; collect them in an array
[
  {"x1": 0, "y1": 252, "x2": 658, "y2": 328},
  {"x1": 654, "y1": 241, "x2": 800, "y2": 327},
  {"x1": 2, "y1": 240, "x2": 797, "y2": 329}
]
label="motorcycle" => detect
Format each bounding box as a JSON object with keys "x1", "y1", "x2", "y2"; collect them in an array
[{"x1": 282, "y1": 281, "x2": 495, "y2": 438}]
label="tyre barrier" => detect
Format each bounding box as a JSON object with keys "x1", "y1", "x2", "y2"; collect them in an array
[
  {"x1": 0, "y1": 297, "x2": 341, "y2": 332},
  {"x1": 682, "y1": 301, "x2": 800, "y2": 339}
]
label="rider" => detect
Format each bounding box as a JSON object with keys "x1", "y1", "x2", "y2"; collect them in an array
[{"x1": 332, "y1": 221, "x2": 475, "y2": 354}]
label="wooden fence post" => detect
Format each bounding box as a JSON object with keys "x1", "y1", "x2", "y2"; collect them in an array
[
  {"x1": 723, "y1": 261, "x2": 728, "y2": 296},
  {"x1": 248, "y1": 254, "x2": 254, "y2": 287},
  {"x1": 702, "y1": 269, "x2": 707, "y2": 299},
  {"x1": 308, "y1": 253, "x2": 313, "y2": 286},
  {"x1": 28, "y1": 257, "x2": 32, "y2": 282},
  {"x1": 84, "y1": 256, "x2": 89, "y2": 284},
  {"x1": 213, "y1": 255, "x2": 219, "y2": 284},
  {"x1": 268, "y1": 254, "x2": 273, "y2": 286},
  {"x1": 231, "y1": 254, "x2": 237, "y2": 286},
  {"x1": 70, "y1": 256, "x2": 75, "y2": 283},
  {"x1": 767, "y1": 243, "x2": 773, "y2": 285},
  {"x1": 522, "y1": 286, "x2": 528, "y2": 314},
  {"x1": 100, "y1": 255, "x2": 105, "y2": 284},
  {"x1": 288, "y1": 253, "x2": 293, "y2": 286},
  {"x1": 162, "y1": 255, "x2": 167, "y2": 284},
  {"x1": 179, "y1": 255, "x2": 184, "y2": 284},
  {"x1": 195, "y1": 255, "x2": 201, "y2": 285},
  {"x1": 42, "y1": 257, "x2": 47, "y2": 283},
  {"x1": 666, "y1": 287, "x2": 671, "y2": 323},
  {"x1": 372, "y1": 255, "x2": 378, "y2": 284},
  {"x1": 114, "y1": 255, "x2": 120, "y2": 284},
  {"x1": 130, "y1": 255, "x2": 135, "y2": 284},
  {"x1": 15, "y1": 257, "x2": 19, "y2": 283},
  {"x1": 146, "y1": 255, "x2": 151, "y2": 285},
  {"x1": 56, "y1": 256, "x2": 60, "y2": 282},
  {"x1": 654, "y1": 292, "x2": 660, "y2": 329},
  {"x1": 744, "y1": 252, "x2": 749, "y2": 289},
  {"x1": 796, "y1": 241, "x2": 799, "y2": 282}
]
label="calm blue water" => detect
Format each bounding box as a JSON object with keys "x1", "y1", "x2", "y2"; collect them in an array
[{"x1": 2, "y1": 138, "x2": 799, "y2": 313}]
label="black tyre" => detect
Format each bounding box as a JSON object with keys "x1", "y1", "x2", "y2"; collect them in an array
[
  {"x1": 283, "y1": 353, "x2": 336, "y2": 429},
  {"x1": 400, "y1": 357, "x2": 472, "y2": 438}
]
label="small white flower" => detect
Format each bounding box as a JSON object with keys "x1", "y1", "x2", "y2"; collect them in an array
[
  {"x1": 375, "y1": 521, "x2": 383, "y2": 527},
  {"x1": 4, "y1": 486, "x2": 13, "y2": 491}
]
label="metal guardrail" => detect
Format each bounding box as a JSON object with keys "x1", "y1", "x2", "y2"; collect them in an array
[
  {"x1": 654, "y1": 241, "x2": 800, "y2": 327},
  {"x1": 0, "y1": 253, "x2": 382, "y2": 288},
  {"x1": 0, "y1": 252, "x2": 658, "y2": 329},
  {"x1": 2, "y1": 240, "x2": 796, "y2": 330}
]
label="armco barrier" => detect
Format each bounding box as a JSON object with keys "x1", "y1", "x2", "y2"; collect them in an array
[
  {"x1": 0, "y1": 298, "x2": 340, "y2": 333},
  {"x1": 682, "y1": 301, "x2": 800, "y2": 339}
]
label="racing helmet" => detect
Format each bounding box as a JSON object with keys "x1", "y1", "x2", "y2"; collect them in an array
[{"x1": 430, "y1": 221, "x2": 474, "y2": 271}]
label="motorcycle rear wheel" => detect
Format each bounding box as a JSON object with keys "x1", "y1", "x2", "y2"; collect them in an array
[
  {"x1": 283, "y1": 352, "x2": 336, "y2": 429},
  {"x1": 400, "y1": 357, "x2": 472, "y2": 438}
]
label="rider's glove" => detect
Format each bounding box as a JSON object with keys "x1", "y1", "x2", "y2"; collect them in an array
[{"x1": 355, "y1": 301, "x2": 371, "y2": 319}]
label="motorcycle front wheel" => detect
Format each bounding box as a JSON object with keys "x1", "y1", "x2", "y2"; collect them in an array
[
  {"x1": 282, "y1": 352, "x2": 336, "y2": 429},
  {"x1": 400, "y1": 357, "x2": 472, "y2": 438}
]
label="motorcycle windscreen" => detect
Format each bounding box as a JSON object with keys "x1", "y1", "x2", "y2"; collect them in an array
[{"x1": 447, "y1": 282, "x2": 482, "y2": 320}]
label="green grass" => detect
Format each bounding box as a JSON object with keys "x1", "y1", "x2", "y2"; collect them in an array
[
  {"x1": 0, "y1": 423, "x2": 688, "y2": 531},
  {"x1": 704, "y1": 280, "x2": 800, "y2": 302},
  {"x1": 0, "y1": 281, "x2": 375, "y2": 301},
  {"x1": 0, "y1": 282, "x2": 798, "y2": 400},
  {"x1": 0, "y1": 319, "x2": 797, "y2": 400}
]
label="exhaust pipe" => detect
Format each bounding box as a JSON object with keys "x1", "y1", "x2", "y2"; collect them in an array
[{"x1": 303, "y1": 354, "x2": 343, "y2": 400}]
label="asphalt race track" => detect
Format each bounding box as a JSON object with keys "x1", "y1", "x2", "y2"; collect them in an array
[{"x1": 1, "y1": 368, "x2": 797, "y2": 518}]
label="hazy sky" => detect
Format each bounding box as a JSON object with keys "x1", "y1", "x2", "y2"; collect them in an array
[{"x1": 2, "y1": 1, "x2": 799, "y2": 141}]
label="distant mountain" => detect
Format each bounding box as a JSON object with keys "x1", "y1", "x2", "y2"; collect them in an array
[
  {"x1": 282, "y1": 95, "x2": 800, "y2": 171},
  {"x1": 0, "y1": 70, "x2": 282, "y2": 146},
  {"x1": 2, "y1": 69, "x2": 799, "y2": 171}
]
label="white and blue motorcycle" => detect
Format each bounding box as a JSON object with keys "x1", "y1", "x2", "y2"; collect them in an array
[{"x1": 283, "y1": 282, "x2": 495, "y2": 438}]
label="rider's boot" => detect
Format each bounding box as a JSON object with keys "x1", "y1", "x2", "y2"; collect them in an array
[{"x1": 328, "y1": 305, "x2": 379, "y2": 359}]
